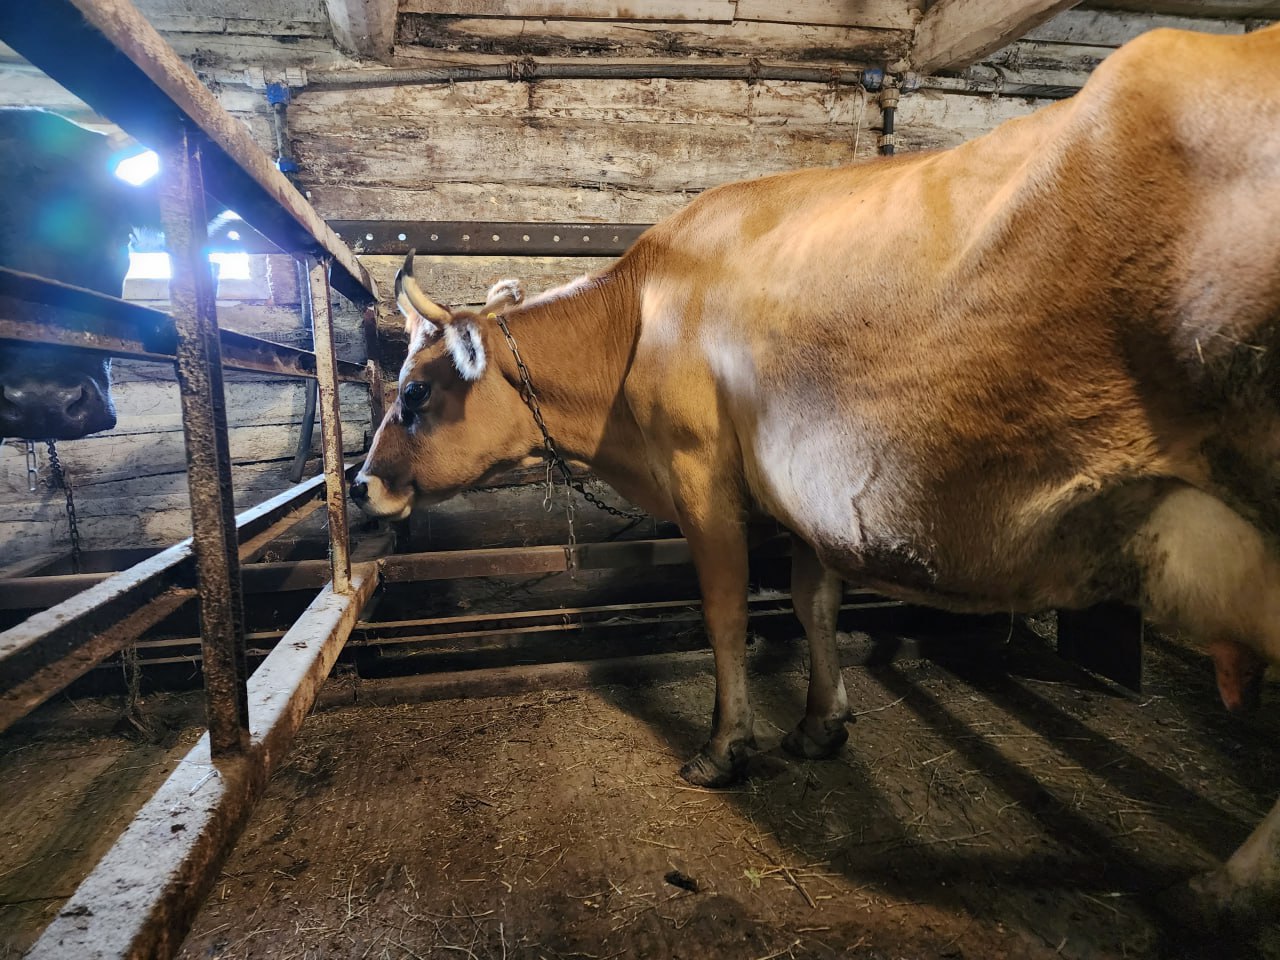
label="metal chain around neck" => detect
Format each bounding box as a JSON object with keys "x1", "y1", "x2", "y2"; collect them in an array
[
  {"x1": 45, "y1": 440, "x2": 83, "y2": 574},
  {"x1": 490, "y1": 313, "x2": 647, "y2": 525},
  {"x1": 25, "y1": 441, "x2": 39, "y2": 493}
]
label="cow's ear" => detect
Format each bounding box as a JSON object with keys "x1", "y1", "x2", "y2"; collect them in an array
[
  {"x1": 395, "y1": 269, "x2": 441, "y2": 340},
  {"x1": 444, "y1": 318, "x2": 486, "y2": 381}
]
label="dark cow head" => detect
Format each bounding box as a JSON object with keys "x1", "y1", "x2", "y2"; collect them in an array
[{"x1": 0, "y1": 109, "x2": 159, "y2": 440}]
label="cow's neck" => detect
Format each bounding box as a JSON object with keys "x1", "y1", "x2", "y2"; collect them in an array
[{"x1": 492, "y1": 269, "x2": 641, "y2": 470}]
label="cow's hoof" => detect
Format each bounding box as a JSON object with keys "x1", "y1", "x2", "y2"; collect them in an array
[
  {"x1": 782, "y1": 718, "x2": 850, "y2": 760},
  {"x1": 1187, "y1": 868, "x2": 1278, "y2": 927},
  {"x1": 679, "y1": 743, "x2": 750, "y2": 788}
]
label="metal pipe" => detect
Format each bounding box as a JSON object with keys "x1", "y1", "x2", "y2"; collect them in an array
[
  {"x1": 160, "y1": 129, "x2": 251, "y2": 757},
  {"x1": 879, "y1": 83, "x2": 899, "y2": 156},
  {"x1": 288, "y1": 369, "x2": 319, "y2": 483},
  {"x1": 362, "y1": 305, "x2": 386, "y2": 429},
  {"x1": 307, "y1": 259, "x2": 353, "y2": 595},
  {"x1": 305, "y1": 60, "x2": 870, "y2": 90},
  {"x1": 287, "y1": 249, "x2": 319, "y2": 485},
  {"x1": 0, "y1": 52, "x2": 1081, "y2": 101},
  {"x1": 300, "y1": 59, "x2": 1082, "y2": 103},
  {"x1": 265, "y1": 81, "x2": 323, "y2": 486}
]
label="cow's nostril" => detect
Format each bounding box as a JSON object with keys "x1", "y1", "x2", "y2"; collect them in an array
[
  {"x1": 349, "y1": 480, "x2": 369, "y2": 502},
  {"x1": 64, "y1": 384, "x2": 87, "y2": 415}
]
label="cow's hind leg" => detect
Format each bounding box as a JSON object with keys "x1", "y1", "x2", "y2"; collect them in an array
[
  {"x1": 1130, "y1": 486, "x2": 1280, "y2": 916},
  {"x1": 782, "y1": 536, "x2": 853, "y2": 759}
]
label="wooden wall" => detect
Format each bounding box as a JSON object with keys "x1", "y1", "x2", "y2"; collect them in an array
[{"x1": 0, "y1": 2, "x2": 1269, "y2": 561}]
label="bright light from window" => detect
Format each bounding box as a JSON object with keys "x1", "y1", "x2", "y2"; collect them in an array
[
  {"x1": 126, "y1": 251, "x2": 252, "y2": 282},
  {"x1": 127, "y1": 251, "x2": 170, "y2": 279},
  {"x1": 113, "y1": 149, "x2": 160, "y2": 186},
  {"x1": 210, "y1": 252, "x2": 251, "y2": 280}
]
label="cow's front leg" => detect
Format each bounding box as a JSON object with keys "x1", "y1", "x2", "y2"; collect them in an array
[
  {"x1": 782, "y1": 536, "x2": 853, "y2": 759},
  {"x1": 677, "y1": 495, "x2": 754, "y2": 788},
  {"x1": 1191, "y1": 791, "x2": 1280, "y2": 920}
]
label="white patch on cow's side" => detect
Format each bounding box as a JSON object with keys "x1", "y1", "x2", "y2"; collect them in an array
[
  {"x1": 444, "y1": 320, "x2": 486, "y2": 381},
  {"x1": 354, "y1": 471, "x2": 413, "y2": 521},
  {"x1": 1130, "y1": 486, "x2": 1280, "y2": 662}
]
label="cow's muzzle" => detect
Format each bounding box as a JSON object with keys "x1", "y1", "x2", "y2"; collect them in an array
[
  {"x1": 349, "y1": 471, "x2": 413, "y2": 521},
  {"x1": 0, "y1": 376, "x2": 116, "y2": 441}
]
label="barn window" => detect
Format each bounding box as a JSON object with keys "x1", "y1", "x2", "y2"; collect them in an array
[
  {"x1": 111, "y1": 148, "x2": 159, "y2": 186},
  {"x1": 124, "y1": 250, "x2": 266, "y2": 300}
]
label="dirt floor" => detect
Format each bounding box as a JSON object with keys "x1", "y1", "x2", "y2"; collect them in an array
[
  {"x1": 0, "y1": 697, "x2": 204, "y2": 958},
  {"x1": 2, "y1": 628, "x2": 1277, "y2": 960},
  {"x1": 150, "y1": 631, "x2": 1280, "y2": 960}
]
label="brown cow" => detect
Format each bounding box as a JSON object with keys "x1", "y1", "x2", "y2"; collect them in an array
[{"x1": 354, "y1": 25, "x2": 1280, "y2": 913}]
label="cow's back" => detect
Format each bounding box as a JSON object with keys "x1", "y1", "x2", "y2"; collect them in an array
[{"x1": 623, "y1": 24, "x2": 1280, "y2": 612}]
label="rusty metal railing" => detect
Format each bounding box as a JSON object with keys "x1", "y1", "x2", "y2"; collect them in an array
[{"x1": 0, "y1": 1, "x2": 386, "y2": 956}]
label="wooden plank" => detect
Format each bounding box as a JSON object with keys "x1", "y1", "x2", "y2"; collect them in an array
[
  {"x1": 134, "y1": 0, "x2": 329, "y2": 22},
  {"x1": 292, "y1": 113, "x2": 865, "y2": 195},
  {"x1": 309, "y1": 180, "x2": 690, "y2": 224},
  {"x1": 294, "y1": 73, "x2": 880, "y2": 127},
  {"x1": 163, "y1": 32, "x2": 357, "y2": 70},
  {"x1": 735, "y1": 0, "x2": 917, "y2": 31},
  {"x1": 1083, "y1": 0, "x2": 1280, "y2": 17},
  {"x1": 326, "y1": 0, "x2": 398, "y2": 60},
  {"x1": 911, "y1": 0, "x2": 1084, "y2": 74},
  {"x1": 400, "y1": 0, "x2": 737, "y2": 19},
  {"x1": 1028, "y1": 7, "x2": 1246, "y2": 43},
  {"x1": 139, "y1": 15, "x2": 331, "y2": 37},
  {"x1": 396, "y1": 14, "x2": 911, "y2": 62}
]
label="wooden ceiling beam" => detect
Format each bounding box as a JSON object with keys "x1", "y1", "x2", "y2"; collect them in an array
[
  {"x1": 910, "y1": 0, "x2": 1084, "y2": 75},
  {"x1": 326, "y1": 0, "x2": 399, "y2": 61}
]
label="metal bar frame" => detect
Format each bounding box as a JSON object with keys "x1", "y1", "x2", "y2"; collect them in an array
[
  {"x1": 0, "y1": 0, "x2": 377, "y2": 305},
  {"x1": 0, "y1": 469, "x2": 353, "y2": 732},
  {"x1": 0, "y1": 269, "x2": 369, "y2": 383},
  {"x1": 161, "y1": 129, "x2": 251, "y2": 756},
  {"x1": 0, "y1": 0, "x2": 383, "y2": 943},
  {"x1": 333, "y1": 220, "x2": 650, "y2": 258},
  {"x1": 307, "y1": 258, "x2": 353, "y2": 595},
  {"x1": 25, "y1": 569, "x2": 378, "y2": 960}
]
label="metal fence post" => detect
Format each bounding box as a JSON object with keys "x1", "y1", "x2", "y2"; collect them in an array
[
  {"x1": 160, "y1": 126, "x2": 250, "y2": 755},
  {"x1": 307, "y1": 258, "x2": 352, "y2": 594},
  {"x1": 362, "y1": 303, "x2": 386, "y2": 431}
]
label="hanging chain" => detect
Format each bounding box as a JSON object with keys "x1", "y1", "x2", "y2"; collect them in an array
[
  {"x1": 25, "y1": 441, "x2": 39, "y2": 493},
  {"x1": 491, "y1": 312, "x2": 647, "y2": 523},
  {"x1": 45, "y1": 440, "x2": 83, "y2": 574}
]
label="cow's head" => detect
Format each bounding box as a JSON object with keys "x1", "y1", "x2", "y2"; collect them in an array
[
  {"x1": 350, "y1": 251, "x2": 536, "y2": 519},
  {"x1": 0, "y1": 109, "x2": 159, "y2": 441}
]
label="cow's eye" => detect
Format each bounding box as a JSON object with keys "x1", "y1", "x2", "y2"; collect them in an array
[{"x1": 402, "y1": 380, "x2": 431, "y2": 407}]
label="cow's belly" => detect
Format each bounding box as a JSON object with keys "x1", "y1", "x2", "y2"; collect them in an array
[{"x1": 739, "y1": 407, "x2": 1169, "y2": 615}]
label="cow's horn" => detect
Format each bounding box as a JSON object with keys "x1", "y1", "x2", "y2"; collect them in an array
[{"x1": 399, "y1": 249, "x2": 452, "y2": 325}]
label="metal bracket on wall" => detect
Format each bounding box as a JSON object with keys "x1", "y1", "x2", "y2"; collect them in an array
[{"x1": 331, "y1": 221, "x2": 652, "y2": 258}]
